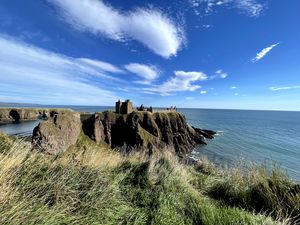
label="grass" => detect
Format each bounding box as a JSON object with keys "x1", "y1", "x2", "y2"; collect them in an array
[
  {"x1": 190, "y1": 158, "x2": 300, "y2": 223},
  {"x1": 0, "y1": 132, "x2": 297, "y2": 224}
]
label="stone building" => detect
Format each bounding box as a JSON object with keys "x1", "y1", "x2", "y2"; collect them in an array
[{"x1": 115, "y1": 99, "x2": 133, "y2": 114}]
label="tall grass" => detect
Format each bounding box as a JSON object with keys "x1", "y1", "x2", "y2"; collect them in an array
[
  {"x1": 0, "y1": 132, "x2": 296, "y2": 224},
  {"x1": 191, "y1": 158, "x2": 300, "y2": 224}
]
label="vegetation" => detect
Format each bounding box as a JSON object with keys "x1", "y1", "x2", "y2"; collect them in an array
[{"x1": 0, "y1": 132, "x2": 298, "y2": 225}]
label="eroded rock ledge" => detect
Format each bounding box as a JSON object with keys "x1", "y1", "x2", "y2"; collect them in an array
[
  {"x1": 32, "y1": 110, "x2": 216, "y2": 156},
  {"x1": 32, "y1": 111, "x2": 81, "y2": 155},
  {"x1": 0, "y1": 108, "x2": 72, "y2": 124}
]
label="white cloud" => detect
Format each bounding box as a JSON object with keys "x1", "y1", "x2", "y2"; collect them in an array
[
  {"x1": 0, "y1": 35, "x2": 120, "y2": 105},
  {"x1": 124, "y1": 63, "x2": 159, "y2": 83},
  {"x1": 203, "y1": 24, "x2": 212, "y2": 28},
  {"x1": 210, "y1": 69, "x2": 228, "y2": 79},
  {"x1": 231, "y1": 86, "x2": 237, "y2": 89},
  {"x1": 142, "y1": 69, "x2": 228, "y2": 95},
  {"x1": 252, "y1": 43, "x2": 279, "y2": 62},
  {"x1": 269, "y1": 86, "x2": 300, "y2": 91},
  {"x1": 216, "y1": 69, "x2": 228, "y2": 78},
  {"x1": 144, "y1": 70, "x2": 207, "y2": 95},
  {"x1": 234, "y1": 93, "x2": 239, "y2": 96},
  {"x1": 186, "y1": 97, "x2": 195, "y2": 100},
  {"x1": 235, "y1": 0, "x2": 265, "y2": 17},
  {"x1": 50, "y1": 0, "x2": 184, "y2": 58},
  {"x1": 200, "y1": 90, "x2": 207, "y2": 94},
  {"x1": 189, "y1": 0, "x2": 266, "y2": 17},
  {"x1": 78, "y1": 58, "x2": 124, "y2": 73}
]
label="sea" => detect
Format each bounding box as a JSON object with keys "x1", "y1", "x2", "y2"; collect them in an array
[{"x1": 1, "y1": 105, "x2": 299, "y2": 181}]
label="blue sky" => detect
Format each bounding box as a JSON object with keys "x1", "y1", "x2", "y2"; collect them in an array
[{"x1": 0, "y1": 0, "x2": 299, "y2": 110}]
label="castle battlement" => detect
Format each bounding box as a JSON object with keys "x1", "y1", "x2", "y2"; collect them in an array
[{"x1": 115, "y1": 99, "x2": 133, "y2": 114}]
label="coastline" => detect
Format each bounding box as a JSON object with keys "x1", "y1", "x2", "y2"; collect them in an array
[
  {"x1": 1, "y1": 106, "x2": 300, "y2": 181},
  {"x1": 0, "y1": 106, "x2": 299, "y2": 224}
]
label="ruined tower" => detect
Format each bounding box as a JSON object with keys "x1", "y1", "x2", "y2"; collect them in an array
[{"x1": 115, "y1": 99, "x2": 133, "y2": 114}]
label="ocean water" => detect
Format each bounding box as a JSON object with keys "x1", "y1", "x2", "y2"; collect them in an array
[
  {"x1": 1, "y1": 106, "x2": 299, "y2": 181},
  {"x1": 179, "y1": 108, "x2": 300, "y2": 181}
]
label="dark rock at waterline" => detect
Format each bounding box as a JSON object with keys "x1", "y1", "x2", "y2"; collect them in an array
[{"x1": 193, "y1": 127, "x2": 216, "y2": 139}]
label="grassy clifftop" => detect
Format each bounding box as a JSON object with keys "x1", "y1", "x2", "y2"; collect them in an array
[{"x1": 0, "y1": 133, "x2": 298, "y2": 225}]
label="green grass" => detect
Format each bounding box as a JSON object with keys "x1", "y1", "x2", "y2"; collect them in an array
[
  {"x1": 0, "y1": 132, "x2": 296, "y2": 225},
  {"x1": 190, "y1": 159, "x2": 300, "y2": 223}
]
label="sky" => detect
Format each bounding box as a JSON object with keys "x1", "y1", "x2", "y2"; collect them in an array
[{"x1": 0, "y1": 0, "x2": 299, "y2": 110}]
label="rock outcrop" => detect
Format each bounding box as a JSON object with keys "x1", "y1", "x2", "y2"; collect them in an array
[
  {"x1": 32, "y1": 111, "x2": 81, "y2": 155},
  {"x1": 0, "y1": 108, "x2": 71, "y2": 124},
  {"x1": 82, "y1": 111, "x2": 216, "y2": 156},
  {"x1": 31, "y1": 110, "x2": 215, "y2": 156}
]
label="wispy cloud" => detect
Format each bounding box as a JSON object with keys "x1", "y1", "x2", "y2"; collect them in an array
[
  {"x1": 78, "y1": 58, "x2": 125, "y2": 73},
  {"x1": 269, "y1": 86, "x2": 300, "y2": 91},
  {"x1": 235, "y1": 0, "x2": 265, "y2": 17},
  {"x1": 144, "y1": 70, "x2": 207, "y2": 95},
  {"x1": 231, "y1": 86, "x2": 237, "y2": 89},
  {"x1": 124, "y1": 63, "x2": 160, "y2": 84},
  {"x1": 215, "y1": 69, "x2": 228, "y2": 78},
  {"x1": 203, "y1": 24, "x2": 212, "y2": 28},
  {"x1": 189, "y1": 0, "x2": 266, "y2": 17},
  {"x1": 252, "y1": 43, "x2": 279, "y2": 62},
  {"x1": 200, "y1": 90, "x2": 207, "y2": 94},
  {"x1": 209, "y1": 69, "x2": 228, "y2": 79},
  {"x1": 185, "y1": 97, "x2": 195, "y2": 100},
  {"x1": 0, "y1": 35, "x2": 121, "y2": 105},
  {"x1": 50, "y1": 0, "x2": 184, "y2": 58},
  {"x1": 142, "y1": 68, "x2": 228, "y2": 95}
]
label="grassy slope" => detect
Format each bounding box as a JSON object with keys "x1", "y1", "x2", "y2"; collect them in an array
[{"x1": 0, "y1": 133, "x2": 297, "y2": 225}]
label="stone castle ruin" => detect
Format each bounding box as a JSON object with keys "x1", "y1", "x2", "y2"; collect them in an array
[
  {"x1": 115, "y1": 99, "x2": 133, "y2": 114},
  {"x1": 115, "y1": 99, "x2": 178, "y2": 114}
]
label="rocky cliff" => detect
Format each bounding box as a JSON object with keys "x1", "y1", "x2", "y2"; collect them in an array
[
  {"x1": 32, "y1": 111, "x2": 81, "y2": 155},
  {"x1": 31, "y1": 110, "x2": 215, "y2": 156},
  {"x1": 82, "y1": 111, "x2": 215, "y2": 156},
  {"x1": 0, "y1": 108, "x2": 71, "y2": 124}
]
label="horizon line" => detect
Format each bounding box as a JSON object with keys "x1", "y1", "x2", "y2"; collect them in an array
[{"x1": 0, "y1": 102, "x2": 300, "y2": 113}]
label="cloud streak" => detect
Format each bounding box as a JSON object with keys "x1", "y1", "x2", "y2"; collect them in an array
[
  {"x1": 189, "y1": 0, "x2": 266, "y2": 17},
  {"x1": 211, "y1": 69, "x2": 228, "y2": 79},
  {"x1": 78, "y1": 58, "x2": 125, "y2": 74},
  {"x1": 0, "y1": 35, "x2": 121, "y2": 105},
  {"x1": 50, "y1": 0, "x2": 184, "y2": 58},
  {"x1": 269, "y1": 86, "x2": 300, "y2": 91},
  {"x1": 142, "y1": 68, "x2": 228, "y2": 95},
  {"x1": 124, "y1": 63, "x2": 160, "y2": 84},
  {"x1": 144, "y1": 70, "x2": 207, "y2": 95},
  {"x1": 252, "y1": 43, "x2": 279, "y2": 62}
]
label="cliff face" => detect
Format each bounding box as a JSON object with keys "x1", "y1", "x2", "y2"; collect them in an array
[
  {"x1": 0, "y1": 108, "x2": 42, "y2": 124},
  {"x1": 32, "y1": 111, "x2": 81, "y2": 155},
  {"x1": 31, "y1": 110, "x2": 215, "y2": 156},
  {"x1": 0, "y1": 108, "x2": 71, "y2": 124},
  {"x1": 82, "y1": 111, "x2": 215, "y2": 156}
]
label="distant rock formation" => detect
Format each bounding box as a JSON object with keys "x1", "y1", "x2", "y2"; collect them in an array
[
  {"x1": 32, "y1": 111, "x2": 81, "y2": 155},
  {"x1": 0, "y1": 108, "x2": 71, "y2": 124},
  {"x1": 82, "y1": 111, "x2": 216, "y2": 156},
  {"x1": 0, "y1": 108, "x2": 42, "y2": 124}
]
